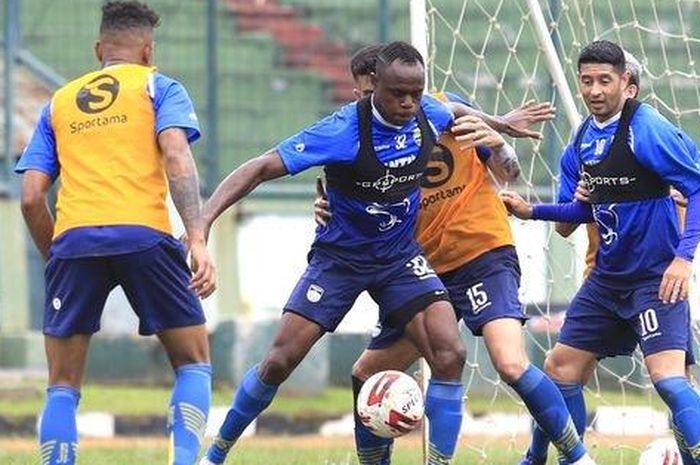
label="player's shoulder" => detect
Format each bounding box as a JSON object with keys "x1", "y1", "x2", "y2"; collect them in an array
[{"x1": 421, "y1": 93, "x2": 450, "y2": 112}]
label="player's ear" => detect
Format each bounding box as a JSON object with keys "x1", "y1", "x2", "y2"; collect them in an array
[
  {"x1": 353, "y1": 88, "x2": 362, "y2": 100},
  {"x1": 94, "y1": 40, "x2": 103, "y2": 64},
  {"x1": 143, "y1": 41, "x2": 155, "y2": 66}
]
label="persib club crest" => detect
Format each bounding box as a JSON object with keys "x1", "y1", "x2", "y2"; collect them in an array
[{"x1": 306, "y1": 284, "x2": 324, "y2": 303}]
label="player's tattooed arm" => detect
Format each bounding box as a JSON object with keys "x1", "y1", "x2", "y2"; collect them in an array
[
  {"x1": 20, "y1": 170, "x2": 54, "y2": 260},
  {"x1": 159, "y1": 127, "x2": 217, "y2": 299},
  {"x1": 159, "y1": 128, "x2": 204, "y2": 241},
  {"x1": 486, "y1": 143, "x2": 521, "y2": 183},
  {"x1": 448, "y1": 100, "x2": 555, "y2": 140},
  {"x1": 202, "y1": 149, "x2": 288, "y2": 232}
]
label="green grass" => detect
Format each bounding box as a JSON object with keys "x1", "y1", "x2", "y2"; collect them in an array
[
  {"x1": 0, "y1": 436, "x2": 643, "y2": 465},
  {"x1": 0, "y1": 382, "x2": 667, "y2": 418}
]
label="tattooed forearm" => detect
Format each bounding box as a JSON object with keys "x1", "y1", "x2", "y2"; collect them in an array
[
  {"x1": 489, "y1": 144, "x2": 521, "y2": 183},
  {"x1": 168, "y1": 164, "x2": 204, "y2": 238}
]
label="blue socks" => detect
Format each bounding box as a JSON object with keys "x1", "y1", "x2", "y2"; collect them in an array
[
  {"x1": 206, "y1": 365, "x2": 278, "y2": 464},
  {"x1": 39, "y1": 385, "x2": 80, "y2": 465},
  {"x1": 425, "y1": 379, "x2": 464, "y2": 465},
  {"x1": 511, "y1": 367, "x2": 585, "y2": 463},
  {"x1": 352, "y1": 375, "x2": 393, "y2": 465},
  {"x1": 525, "y1": 379, "x2": 586, "y2": 464},
  {"x1": 655, "y1": 376, "x2": 700, "y2": 463},
  {"x1": 168, "y1": 363, "x2": 211, "y2": 465}
]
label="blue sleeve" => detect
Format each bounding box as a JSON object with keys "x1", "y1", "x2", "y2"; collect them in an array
[
  {"x1": 557, "y1": 143, "x2": 580, "y2": 203},
  {"x1": 676, "y1": 190, "x2": 700, "y2": 261},
  {"x1": 14, "y1": 103, "x2": 59, "y2": 181},
  {"x1": 421, "y1": 94, "x2": 454, "y2": 137},
  {"x1": 277, "y1": 104, "x2": 359, "y2": 176},
  {"x1": 152, "y1": 73, "x2": 201, "y2": 144},
  {"x1": 632, "y1": 105, "x2": 700, "y2": 197},
  {"x1": 444, "y1": 91, "x2": 474, "y2": 108},
  {"x1": 532, "y1": 201, "x2": 594, "y2": 223}
]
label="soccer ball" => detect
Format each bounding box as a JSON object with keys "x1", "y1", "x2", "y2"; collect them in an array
[
  {"x1": 356, "y1": 370, "x2": 424, "y2": 439},
  {"x1": 638, "y1": 438, "x2": 681, "y2": 465}
]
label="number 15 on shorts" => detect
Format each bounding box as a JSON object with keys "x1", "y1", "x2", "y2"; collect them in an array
[{"x1": 466, "y1": 282, "x2": 491, "y2": 314}]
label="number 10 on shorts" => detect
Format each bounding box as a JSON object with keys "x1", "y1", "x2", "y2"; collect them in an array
[{"x1": 466, "y1": 283, "x2": 491, "y2": 314}]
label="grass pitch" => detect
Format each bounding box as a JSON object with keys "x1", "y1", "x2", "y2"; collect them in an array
[{"x1": 0, "y1": 434, "x2": 646, "y2": 465}]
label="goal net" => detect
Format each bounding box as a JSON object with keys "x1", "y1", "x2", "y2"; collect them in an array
[{"x1": 415, "y1": 0, "x2": 700, "y2": 462}]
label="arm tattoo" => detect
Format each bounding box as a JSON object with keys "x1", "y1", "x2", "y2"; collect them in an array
[
  {"x1": 167, "y1": 160, "x2": 204, "y2": 235},
  {"x1": 491, "y1": 144, "x2": 521, "y2": 180}
]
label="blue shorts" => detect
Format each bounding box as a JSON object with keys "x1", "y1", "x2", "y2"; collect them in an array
[
  {"x1": 559, "y1": 277, "x2": 690, "y2": 359},
  {"x1": 284, "y1": 248, "x2": 449, "y2": 332},
  {"x1": 368, "y1": 246, "x2": 525, "y2": 349},
  {"x1": 44, "y1": 236, "x2": 205, "y2": 337}
]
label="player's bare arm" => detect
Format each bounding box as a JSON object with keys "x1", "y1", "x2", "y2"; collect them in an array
[
  {"x1": 448, "y1": 99, "x2": 555, "y2": 140},
  {"x1": 20, "y1": 170, "x2": 54, "y2": 260},
  {"x1": 452, "y1": 114, "x2": 521, "y2": 182},
  {"x1": 202, "y1": 149, "x2": 288, "y2": 233},
  {"x1": 159, "y1": 127, "x2": 217, "y2": 298},
  {"x1": 314, "y1": 177, "x2": 331, "y2": 227}
]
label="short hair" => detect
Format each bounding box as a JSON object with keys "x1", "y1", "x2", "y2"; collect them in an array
[
  {"x1": 624, "y1": 50, "x2": 642, "y2": 89},
  {"x1": 376, "y1": 41, "x2": 424, "y2": 76},
  {"x1": 100, "y1": 1, "x2": 160, "y2": 34},
  {"x1": 577, "y1": 40, "x2": 625, "y2": 73},
  {"x1": 350, "y1": 44, "x2": 384, "y2": 79}
]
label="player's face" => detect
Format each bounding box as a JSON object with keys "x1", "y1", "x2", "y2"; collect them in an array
[
  {"x1": 353, "y1": 74, "x2": 375, "y2": 100},
  {"x1": 372, "y1": 61, "x2": 425, "y2": 126},
  {"x1": 578, "y1": 63, "x2": 629, "y2": 122}
]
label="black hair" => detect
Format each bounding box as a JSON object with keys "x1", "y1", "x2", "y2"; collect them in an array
[
  {"x1": 100, "y1": 1, "x2": 160, "y2": 34},
  {"x1": 577, "y1": 40, "x2": 625, "y2": 73},
  {"x1": 350, "y1": 44, "x2": 384, "y2": 79},
  {"x1": 375, "y1": 41, "x2": 424, "y2": 75}
]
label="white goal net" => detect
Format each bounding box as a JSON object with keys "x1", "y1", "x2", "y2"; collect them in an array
[{"x1": 415, "y1": 0, "x2": 700, "y2": 462}]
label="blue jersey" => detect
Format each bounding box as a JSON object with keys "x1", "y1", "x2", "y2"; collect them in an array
[
  {"x1": 16, "y1": 72, "x2": 200, "y2": 258},
  {"x1": 558, "y1": 103, "x2": 700, "y2": 286},
  {"x1": 278, "y1": 94, "x2": 453, "y2": 264}
]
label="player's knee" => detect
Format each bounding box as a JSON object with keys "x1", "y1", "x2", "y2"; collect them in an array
[
  {"x1": 494, "y1": 358, "x2": 528, "y2": 384},
  {"x1": 258, "y1": 350, "x2": 297, "y2": 385},
  {"x1": 352, "y1": 358, "x2": 372, "y2": 381},
  {"x1": 544, "y1": 353, "x2": 579, "y2": 384},
  {"x1": 431, "y1": 344, "x2": 466, "y2": 380}
]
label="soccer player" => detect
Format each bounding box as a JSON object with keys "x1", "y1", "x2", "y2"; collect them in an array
[
  {"x1": 15, "y1": 2, "x2": 216, "y2": 464},
  {"x1": 500, "y1": 40, "x2": 700, "y2": 465},
  {"x1": 200, "y1": 42, "x2": 475, "y2": 465},
  {"x1": 314, "y1": 44, "x2": 596, "y2": 465}
]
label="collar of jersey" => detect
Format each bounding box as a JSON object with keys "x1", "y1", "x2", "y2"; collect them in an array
[
  {"x1": 371, "y1": 94, "x2": 408, "y2": 130},
  {"x1": 591, "y1": 110, "x2": 622, "y2": 130}
]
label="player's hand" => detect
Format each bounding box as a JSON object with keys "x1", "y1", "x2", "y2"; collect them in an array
[
  {"x1": 670, "y1": 188, "x2": 687, "y2": 208},
  {"x1": 499, "y1": 100, "x2": 556, "y2": 139},
  {"x1": 575, "y1": 179, "x2": 592, "y2": 203},
  {"x1": 452, "y1": 115, "x2": 505, "y2": 151},
  {"x1": 659, "y1": 256, "x2": 692, "y2": 304},
  {"x1": 188, "y1": 238, "x2": 217, "y2": 299},
  {"x1": 314, "y1": 177, "x2": 332, "y2": 227},
  {"x1": 499, "y1": 190, "x2": 534, "y2": 219}
]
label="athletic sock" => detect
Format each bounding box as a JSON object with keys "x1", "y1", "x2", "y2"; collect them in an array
[
  {"x1": 206, "y1": 365, "x2": 278, "y2": 464},
  {"x1": 169, "y1": 363, "x2": 211, "y2": 465},
  {"x1": 424, "y1": 379, "x2": 464, "y2": 465},
  {"x1": 655, "y1": 376, "x2": 700, "y2": 463},
  {"x1": 39, "y1": 385, "x2": 80, "y2": 465}
]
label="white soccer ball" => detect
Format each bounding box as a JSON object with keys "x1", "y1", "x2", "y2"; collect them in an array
[
  {"x1": 638, "y1": 437, "x2": 682, "y2": 465},
  {"x1": 356, "y1": 370, "x2": 424, "y2": 439}
]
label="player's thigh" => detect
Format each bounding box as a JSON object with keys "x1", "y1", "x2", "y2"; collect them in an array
[
  {"x1": 45, "y1": 334, "x2": 92, "y2": 388},
  {"x1": 481, "y1": 318, "x2": 529, "y2": 383},
  {"x1": 354, "y1": 335, "x2": 421, "y2": 381},
  {"x1": 44, "y1": 255, "x2": 116, "y2": 337},
  {"x1": 403, "y1": 300, "x2": 465, "y2": 380},
  {"x1": 628, "y1": 284, "x2": 690, "y2": 360},
  {"x1": 558, "y1": 279, "x2": 634, "y2": 360},
  {"x1": 629, "y1": 284, "x2": 690, "y2": 381},
  {"x1": 112, "y1": 237, "x2": 205, "y2": 336},
  {"x1": 284, "y1": 250, "x2": 367, "y2": 332},
  {"x1": 442, "y1": 247, "x2": 525, "y2": 336}
]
